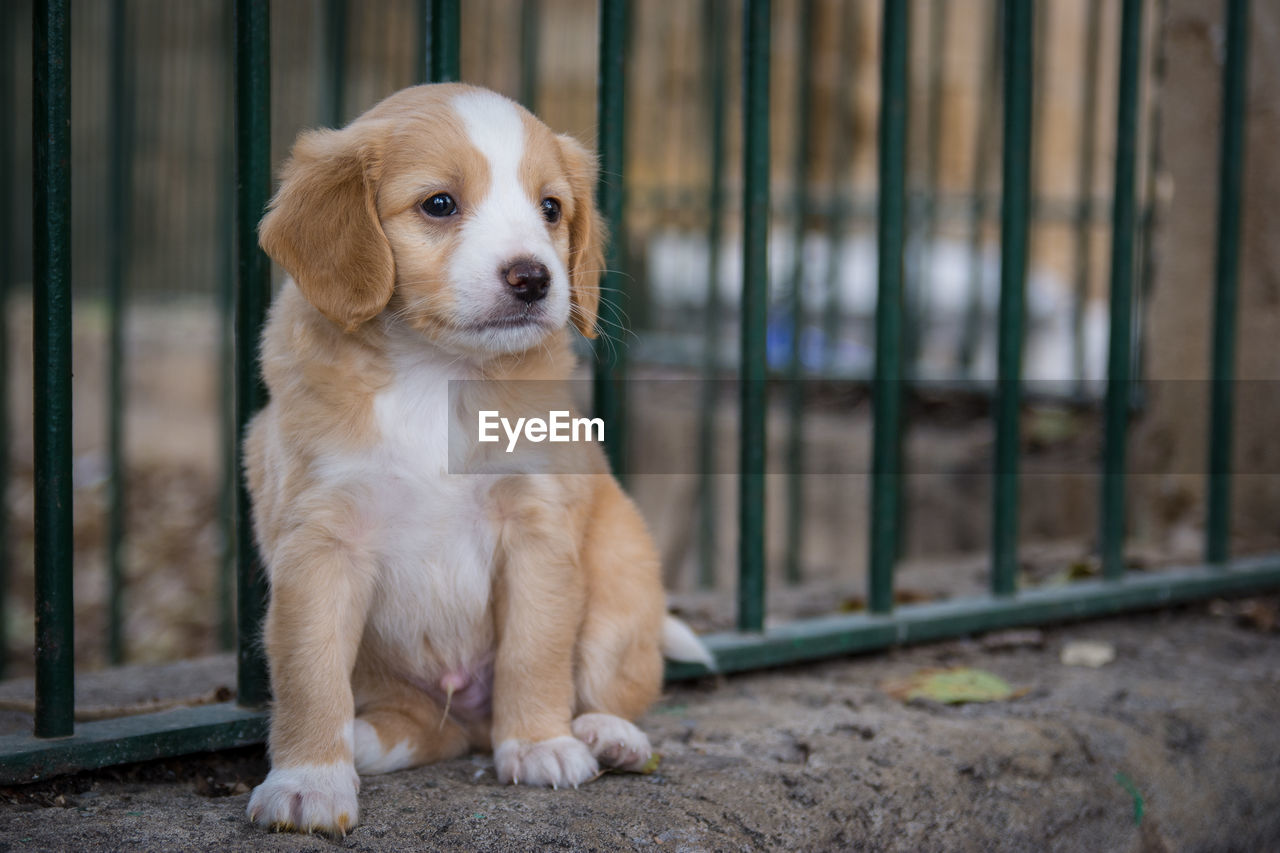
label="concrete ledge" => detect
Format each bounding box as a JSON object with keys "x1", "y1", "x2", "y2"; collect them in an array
[{"x1": 2, "y1": 606, "x2": 1278, "y2": 850}]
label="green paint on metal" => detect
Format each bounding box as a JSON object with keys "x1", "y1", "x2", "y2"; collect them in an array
[
  {"x1": 594, "y1": 0, "x2": 629, "y2": 479},
  {"x1": 696, "y1": 0, "x2": 728, "y2": 590},
  {"x1": 425, "y1": 0, "x2": 460, "y2": 84},
  {"x1": 234, "y1": 0, "x2": 272, "y2": 710},
  {"x1": 519, "y1": 0, "x2": 541, "y2": 112},
  {"x1": 1115, "y1": 772, "x2": 1145, "y2": 825},
  {"x1": 738, "y1": 0, "x2": 770, "y2": 634},
  {"x1": 869, "y1": 0, "x2": 908, "y2": 615},
  {"x1": 106, "y1": 0, "x2": 136, "y2": 667},
  {"x1": 992, "y1": 0, "x2": 1033, "y2": 598},
  {"x1": 784, "y1": 0, "x2": 815, "y2": 586},
  {"x1": 0, "y1": 0, "x2": 14, "y2": 681},
  {"x1": 0, "y1": 703, "x2": 268, "y2": 785},
  {"x1": 33, "y1": 0, "x2": 75, "y2": 741},
  {"x1": 668, "y1": 554, "x2": 1280, "y2": 680},
  {"x1": 1100, "y1": 0, "x2": 1144, "y2": 582},
  {"x1": 1206, "y1": 0, "x2": 1249, "y2": 565}
]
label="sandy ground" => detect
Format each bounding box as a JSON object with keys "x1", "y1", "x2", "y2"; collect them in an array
[{"x1": 2, "y1": 602, "x2": 1278, "y2": 852}]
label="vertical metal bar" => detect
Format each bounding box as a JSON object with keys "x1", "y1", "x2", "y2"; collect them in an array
[
  {"x1": 595, "y1": 0, "x2": 629, "y2": 477},
  {"x1": 519, "y1": 0, "x2": 541, "y2": 112},
  {"x1": 33, "y1": 0, "x2": 74, "y2": 738},
  {"x1": 1206, "y1": 0, "x2": 1249, "y2": 564},
  {"x1": 869, "y1": 0, "x2": 909, "y2": 615},
  {"x1": 958, "y1": 0, "x2": 998, "y2": 373},
  {"x1": 0, "y1": 0, "x2": 14, "y2": 680},
  {"x1": 425, "y1": 0, "x2": 460, "y2": 84},
  {"x1": 234, "y1": 0, "x2": 272, "y2": 709},
  {"x1": 784, "y1": 0, "x2": 815, "y2": 586},
  {"x1": 325, "y1": 0, "x2": 346, "y2": 126},
  {"x1": 991, "y1": 0, "x2": 1032, "y2": 597},
  {"x1": 697, "y1": 0, "x2": 727, "y2": 590},
  {"x1": 738, "y1": 0, "x2": 770, "y2": 633},
  {"x1": 106, "y1": 0, "x2": 135, "y2": 665},
  {"x1": 1100, "y1": 0, "x2": 1144, "y2": 581}
]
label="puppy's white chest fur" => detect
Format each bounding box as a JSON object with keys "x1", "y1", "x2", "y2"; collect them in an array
[{"x1": 354, "y1": 348, "x2": 496, "y2": 679}]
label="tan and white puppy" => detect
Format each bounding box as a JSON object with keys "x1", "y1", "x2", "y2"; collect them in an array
[{"x1": 242, "y1": 84, "x2": 710, "y2": 835}]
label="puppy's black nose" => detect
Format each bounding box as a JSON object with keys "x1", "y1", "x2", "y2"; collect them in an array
[{"x1": 504, "y1": 261, "x2": 551, "y2": 304}]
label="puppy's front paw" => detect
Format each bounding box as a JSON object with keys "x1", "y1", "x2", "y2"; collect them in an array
[
  {"x1": 571, "y1": 712, "x2": 653, "y2": 771},
  {"x1": 247, "y1": 763, "x2": 361, "y2": 835},
  {"x1": 494, "y1": 735, "x2": 598, "y2": 788}
]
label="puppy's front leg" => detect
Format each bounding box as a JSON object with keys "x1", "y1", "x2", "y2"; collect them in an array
[
  {"x1": 247, "y1": 528, "x2": 376, "y2": 835},
  {"x1": 491, "y1": 481, "x2": 595, "y2": 789}
]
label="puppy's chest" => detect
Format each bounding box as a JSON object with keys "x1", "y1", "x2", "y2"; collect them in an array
[{"x1": 358, "y1": 362, "x2": 497, "y2": 667}]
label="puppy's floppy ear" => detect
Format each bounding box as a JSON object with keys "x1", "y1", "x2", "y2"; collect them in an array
[
  {"x1": 556, "y1": 134, "x2": 606, "y2": 339},
  {"x1": 259, "y1": 123, "x2": 394, "y2": 332}
]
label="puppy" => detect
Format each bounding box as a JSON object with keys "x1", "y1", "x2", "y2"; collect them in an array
[{"x1": 243, "y1": 84, "x2": 710, "y2": 835}]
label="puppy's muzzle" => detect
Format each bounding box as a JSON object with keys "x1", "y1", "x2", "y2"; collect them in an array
[{"x1": 504, "y1": 260, "x2": 551, "y2": 304}]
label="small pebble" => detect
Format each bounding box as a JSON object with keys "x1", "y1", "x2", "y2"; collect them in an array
[{"x1": 1060, "y1": 640, "x2": 1116, "y2": 667}]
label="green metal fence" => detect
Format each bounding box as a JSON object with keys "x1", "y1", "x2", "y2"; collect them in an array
[{"x1": 2, "y1": 0, "x2": 1278, "y2": 784}]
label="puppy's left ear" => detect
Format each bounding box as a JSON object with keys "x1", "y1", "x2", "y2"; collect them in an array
[
  {"x1": 557, "y1": 134, "x2": 606, "y2": 339},
  {"x1": 259, "y1": 122, "x2": 395, "y2": 332}
]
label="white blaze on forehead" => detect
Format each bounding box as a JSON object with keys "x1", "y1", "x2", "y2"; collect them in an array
[
  {"x1": 445, "y1": 89, "x2": 572, "y2": 349},
  {"x1": 451, "y1": 90, "x2": 527, "y2": 200}
]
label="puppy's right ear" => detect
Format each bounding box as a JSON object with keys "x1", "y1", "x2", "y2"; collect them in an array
[{"x1": 259, "y1": 124, "x2": 394, "y2": 332}]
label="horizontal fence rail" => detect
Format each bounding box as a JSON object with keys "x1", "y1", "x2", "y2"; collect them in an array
[{"x1": 1, "y1": 0, "x2": 1276, "y2": 786}]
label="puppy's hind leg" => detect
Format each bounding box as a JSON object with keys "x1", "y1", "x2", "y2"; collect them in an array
[{"x1": 351, "y1": 676, "x2": 473, "y2": 775}]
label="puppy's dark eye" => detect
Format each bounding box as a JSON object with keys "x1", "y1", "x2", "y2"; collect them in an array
[
  {"x1": 540, "y1": 197, "x2": 561, "y2": 224},
  {"x1": 421, "y1": 193, "x2": 458, "y2": 218}
]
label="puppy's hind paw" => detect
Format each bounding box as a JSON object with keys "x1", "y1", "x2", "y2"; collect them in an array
[
  {"x1": 571, "y1": 712, "x2": 653, "y2": 772},
  {"x1": 494, "y1": 735, "x2": 598, "y2": 789},
  {"x1": 246, "y1": 763, "x2": 360, "y2": 836}
]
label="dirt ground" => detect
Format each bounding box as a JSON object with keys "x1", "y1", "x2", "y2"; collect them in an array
[{"x1": 2, "y1": 601, "x2": 1279, "y2": 852}]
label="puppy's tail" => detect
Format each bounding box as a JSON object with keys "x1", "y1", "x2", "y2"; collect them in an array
[{"x1": 662, "y1": 615, "x2": 717, "y2": 672}]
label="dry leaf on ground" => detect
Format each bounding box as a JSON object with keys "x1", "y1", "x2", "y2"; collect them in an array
[{"x1": 881, "y1": 667, "x2": 1025, "y2": 704}]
